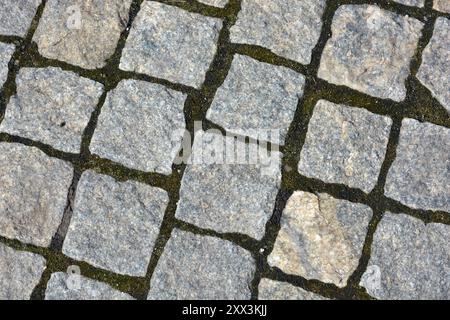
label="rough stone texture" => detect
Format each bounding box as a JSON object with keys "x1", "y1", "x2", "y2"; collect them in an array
[
  {"x1": 385, "y1": 119, "x2": 449, "y2": 212},
  {"x1": 258, "y1": 279, "x2": 328, "y2": 300},
  {"x1": 148, "y1": 229, "x2": 255, "y2": 300},
  {"x1": 417, "y1": 18, "x2": 450, "y2": 113},
  {"x1": 120, "y1": 1, "x2": 222, "y2": 88},
  {"x1": 175, "y1": 131, "x2": 282, "y2": 240},
  {"x1": 0, "y1": 43, "x2": 14, "y2": 86},
  {"x1": 0, "y1": 143, "x2": 73, "y2": 247},
  {"x1": 318, "y1": 5, "x2": 423, "y2": 102},
  {"x1": 434, "y1": 0, "x2": 450, "y2": 13},
  {"x1": 361, "y1": 213, "x2": 450, "y2": 300},
  {"x1": 298, "y1": 100, "x2": 392, "y2": 193},
  {"x1": 206, "y1": 54, "x2": 305, "y2": 145},
  {"x1": 0, "y1": 0, "x2": 41, "y2": 37},
  {"x1": 0, "y1": 67, "x2": 104, "y2": 153},
  {"x1": 90, "y1": 80, "x2": 186, "y2": 174},
  {"x1": 198, "y1": 0, "x2": 228, "y2": 8},
  {"x1": 268, "y1": 191, "x2": 372, "y2": 287},
  {"x1": 394, "y1": 0, "x2": 424, "y2": 7},
  {"x1": 63, "y1": 170, "x2": 169, "y2": 277},
  {"x1": 0, "y1": 243, "x2": 46, "y2": 300},
  {"x1": 45, "y1": 272, "x2": 134, "y2": 300},
  {"x1": 33, "y1": 0, "x2": 132, "y2": 69},
  {"x1": 230, "y1": 0, "x2": 326, "y2": 64}
]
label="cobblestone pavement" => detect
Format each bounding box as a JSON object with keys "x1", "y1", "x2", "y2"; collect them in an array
[{"x1": 0, "y1": 0, "x2": 449, "y2": 300}]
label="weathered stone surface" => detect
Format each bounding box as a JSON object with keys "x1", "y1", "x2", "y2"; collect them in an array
[
  {"x1": 434, "y1": 0, "x2": 450, "y2": 13},
  {"x1": 0, "y1": 243, "x2": 46, "y2": 300},
  {"x1": 206, "y1": 54, "x2": 305, "y2": 145},
  {"x1": 148, "y1": 229, "x2": 255, "y2": 300},
  {"x1": 63, "y1": 170, "x2": 169, "y2": 276},
  {"x1": 361, "y1": 213, "x2": 450, "y2": 300},
  {"x1": 0, "y1": 67, "x2": 103, "y2": 153},
  {"x1": 0, "y1": 0, "x2": 40, "y2": 37},
  {"x1": 417, "y1": 18, "x2": 450, "y2": 113},
  {"x1": 198, "y1": 0, "x2": 228, "y2": 8},
  {"x1": 0, "y1": 43, "x2": 14, "y2": 86},
  {"x1": 318, "y1": 5, "x2": 423, "y2": 102},
  {"x1": 120, "y1": 1, "x2": 222, "y2": 88},
  {"x1": 230, "y1": 0, "x2": 326, "y2": 64},
  {"x1": 385, "y1": 119, "x2": 449, "y2": 212},
  {"x1": 298, "y1": 100, "x2": 392, "y2": 193},
  {"x1": 90, "y1": 80, "x2": 186, "y2": 174},
  {"x1": 45, "y1": 272, "x2": 134, "y2": 300},
  {"x1": 258, "y1": 279, "x2": 328, "y2": 300},
  {"x1": 33, "y1": 0, "x2": 132, "y2": 69},
  {"x1": 0, "y1": 143, "x2": 73, "y2": 247},
  {"x1": 175, "y1": 131, "x2": 282, "y2": 240},
  {"x1": 268, "y1": 191, "x2": 372, "y2": 287},
  {"x1": 394, "y1": 0, "x2": 424, "y2": 7}
]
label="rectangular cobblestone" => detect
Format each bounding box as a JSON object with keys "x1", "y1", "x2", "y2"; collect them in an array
[
  {"x1": 0, "y1": 0, "x2": 41, "y2": 37},
  {"x1": 0, "y1": 42, "x2": 14, "y2": 87}
]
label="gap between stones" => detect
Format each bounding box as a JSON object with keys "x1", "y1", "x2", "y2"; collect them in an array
[{"x1": 0, "y1": 0, "x2": 447, "y2": 300}]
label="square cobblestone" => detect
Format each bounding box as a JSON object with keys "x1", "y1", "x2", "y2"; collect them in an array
[
  {"x1": 147, "y1": 229, "x2": 255, "y2": 300},
  {"x1": 0, "y1": 42, "x2": 14, "y2": 87},
  {"x1": 120, "y1": 1, "x2": 222, "y2": 88},
  {"x1": 230, "y1": 0, "x2": 326, "y2": 65},
  {"x1": 45, "y1": 272, "x2": 134, "y2": 300},
  {"x1": 0, "y1": 243, "x2": 46, "y2": 300},
  {"x1": 434, "y1": 0, "x2": 450, "y2": 13},
  {"x1": 62, "y1": 170, "x2": 169, "y2": 277},
  {"x1": 206, "y1": 54, "x2": 305, "y2": 145},
  {"x1": 258, "y1": 279, "x2": 328, "y2": 300},
  {"x1": 0, "y1": 143, "x2": 73, "y2": 247},
  {"x1": 417, "y1": 18, "x2": 450, "y2": 113},
  {"x1": 33, "y1": 0, "x2": 132, "y2": 69},
  {"x1": 385, "y1": 119, "x2": 449, "y2": 212},
  {"x1": 298, "y1": 100, "x2": 392, "y2": 193},
  {"x1": 198, "y1": 0, "x2": 228, "y2": 8},
  {"x1": 0, "y1": 67, "x2": 103, "y2": 153},
  {"x1": 90, "y1": 80, "x2": 186, "y2": 174},
  {"x1": 175, "y1": 131, "x2": 282, "y2": 240},
  {"x1": 268, "y1": 191, "x2": 372, "y2": 287},
  {"x1": 0, "y1": 0, "x2": 40, "y2": 37},
  {"x1": 360, "y1": 213, "x2": 450, "y2": 299},
  {"x1": 318, "y1": 5, "x2": 423, "y2": 102}
]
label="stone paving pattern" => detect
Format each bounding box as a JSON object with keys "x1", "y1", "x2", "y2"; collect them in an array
[{"x1": 0, "y1": 0, "x2": 448, "y2": 300}]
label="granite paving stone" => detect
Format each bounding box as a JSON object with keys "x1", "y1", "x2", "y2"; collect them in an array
[
  {"x1": 33, "y1": 0, "x2": 132, "y2": 69},
  {"x1": 361, "y1": 213, "x2": 450, "y2": 300},
  {"x1": 0, "y1": 43, "x2": 14, "y2": 87},
  {"x1": 0, "y1": 243, "x2": 46, "y2": 300},
  {"x1": 434, "y1": 0, "x2": 450, "y2": 13},
  {"x1": 318, "y1": 5, "x2": 423, "y2": 102},
  {"x1": 45, "y1": 272, "x2": 134, "y2": 300},
  {"x1": 175, "y1": 131, "x2": 282, "y2": 240},
  {"x1": 198, "y1": 0, "x2": 228, "y2": 8},
  {"x1": 120, "y1": 1, "x2": 222, "y2": 88},
  {"x1": 0, "y1": 0, "x2": 41, "y2": 37},
  {"x1": 90, "y1": 79, "x2": 186, "y2": 174},
  {"x1": 147, "y1": 229, "x2": 255, "y2": 300},
  {"x1": 0, "y1": 67, "x2": 104, "y2": 153},
  {"x1": 206, "y1": 54, "x2": 305, "y2": 145},
  {"x1": 0, "y1": 143, "x2": 73, "y2": 247},
  {"x1": 258, "y1": 279, "x2": 328, "y2": 300},
  {"x1": 230, "y1": 0, "x2": 326, "y2": 65},
  {"x1": 394, "y1": 0, "x2": 424, "y2": 7},
  {"x1": 268, "y1": 191, "x2": 372, "y2": 287},
  {"x1": 385, "y1": 119, "x2": 450, "y2": 212},
  {"x1": 417, "y1": 17, "x2": 450, "y2": 113},
  {"x1": 62, "y1": 170, "x2": 169, "y2": 276},
  {"x1": 298, "y1": 100, "x2": 392, "y2": 193}
]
